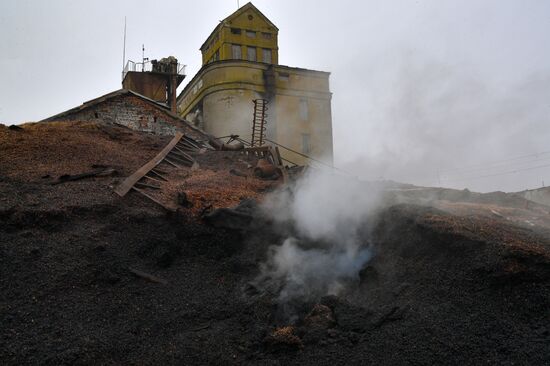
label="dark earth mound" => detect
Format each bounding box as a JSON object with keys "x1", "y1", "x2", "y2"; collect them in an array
[{"x1": 1, "y1": 122, "x2": 549, "y2": 365}]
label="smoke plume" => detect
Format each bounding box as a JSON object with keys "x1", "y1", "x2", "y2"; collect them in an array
[{"x1": 254, "y1": 167, "x2": 382, "y2": 314}]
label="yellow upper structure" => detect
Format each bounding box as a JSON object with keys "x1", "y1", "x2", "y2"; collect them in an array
[
  {"x1": 200, "y1": 3, "x2": 279, "y2": 65},
  {"x1": 178, "y1": 3, "x2": 333, "y2": 166}
]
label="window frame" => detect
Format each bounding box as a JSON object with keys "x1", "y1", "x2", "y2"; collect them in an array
[
  {"x1": 247, "y1": 46, "x2": 257, "y2": 62},
  {"x1": 299, "y1": 98, "x2": 309, "y2": 121},
  {"x1": 231, "y1": 44, "x2": 242, "y2": 60},
  {"x1": 301, "y1": 133, "x2": 311, "y2": 154},
  {"x1": 262, "y1": 48, "x2": 272, "y2": 63}
]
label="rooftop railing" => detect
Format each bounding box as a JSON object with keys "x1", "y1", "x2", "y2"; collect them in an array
[{"x1": 122, "y1": 60, "x2": 186, "y2": 80}]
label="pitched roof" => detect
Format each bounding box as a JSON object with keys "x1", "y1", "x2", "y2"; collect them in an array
[
  {"x1": 41, "y1": 89, "x2": 173, "y2": 122},
  {"x1": 200, "y1": 2, "x2": 278, "y2": 51},
  {"x1": 40, "y1": 89, "x2": 208, "y2": 139}
]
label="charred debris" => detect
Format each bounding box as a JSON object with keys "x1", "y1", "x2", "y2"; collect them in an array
[{"x1": 1, "y1": 119, "x2": 549, "y2": 365}]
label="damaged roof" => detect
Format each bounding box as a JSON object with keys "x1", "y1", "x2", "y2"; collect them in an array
[{"x1": 42, "y1": 89, "x2": 173, "y2": 122}]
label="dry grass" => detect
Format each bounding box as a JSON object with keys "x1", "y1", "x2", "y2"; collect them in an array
[{"x1": 0, "y1": 121, "x2": 168, "y2": 181}]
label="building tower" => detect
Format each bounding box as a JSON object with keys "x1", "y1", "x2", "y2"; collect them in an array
[
  {"x1": 122, "y1": 56, "x2": 186, "y2": 113},
  {"x1": 177, "y1": 2, "x2": 333, "y2": 165}
]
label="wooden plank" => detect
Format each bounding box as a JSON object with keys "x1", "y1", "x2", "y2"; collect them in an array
[
  {"x1": 177, "y1": 141, "x2": 198, "y2": 151},
  {"x1": 114, "y1": 132, "x2": 183, "y2": 196},
  {"x1": 172, "y1": 146, "x2": 195, "y2": 162},
  {"x1": 167, "y1": 155, "x2": 193, "y2": 167},
  {"x1": 274, "y1": 146, "x2": 284, "y2": 166},
  {"x1": 181, "y1": 135, "x2": 201, "y2": 149},
  {"x1": 168, "y1": 151, "x2": 193, "y2": 163},
  {"x1": 163, "y1": 158, "x2": 181, "y2": 168},
  {"x1": 135, "y1": 182, "x2": 161, "y2": 189},
  {"x1": 172, "y1": 146, "x2": 195, "y2": 161},
  {"x1": 144, "y1": 175, "x2": 165, "y2": 183},
  {"x1": 150, "y1": 170, "x2": 168, "y2": 181},
  {"x1": 131, "y1": 186, "x2": 174, "y2": 211},
  {"x1": 151, "y1": 168, "x2": 168, "y2": 175},
  {"x1": 244, "y1": 146, "x2": 270, "y2": 153},
  {"x1": 269, "y1": 146, "x2": 288, "y2": 184}
]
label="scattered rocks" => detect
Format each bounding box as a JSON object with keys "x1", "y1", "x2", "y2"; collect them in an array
[
  {"x1": 229, "y1": 169, "x2": 247, "y2": 177},
  {"x1": 303, "y1": 304, "x2": 335, "y2": 329},
  {"x1": 300, "y1": 304, "x2": 336, "y2": 344},
  {"x1": 264, "y1": 326, "x2": 303, "y2": 352}
]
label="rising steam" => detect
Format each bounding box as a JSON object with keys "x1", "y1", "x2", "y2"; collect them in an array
[{"x1": 254, "y1": 167, "x2": 382, "y2": 310}]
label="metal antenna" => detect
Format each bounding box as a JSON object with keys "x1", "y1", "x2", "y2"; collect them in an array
[
  {"x1": 122, "y1": 16, "x2": 127, "y2": 80},
  {"x1": 142, "y1": 44, "x2": 145, "y2": 71}
]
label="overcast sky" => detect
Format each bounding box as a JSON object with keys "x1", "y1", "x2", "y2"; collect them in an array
[{"x1": 1, "y1": 0, "x2": 549, "y2": 192}]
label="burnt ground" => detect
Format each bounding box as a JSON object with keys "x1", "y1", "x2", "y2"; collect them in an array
[{"x1": 1, "y1": 122, "x2": 549, "y2": 365}]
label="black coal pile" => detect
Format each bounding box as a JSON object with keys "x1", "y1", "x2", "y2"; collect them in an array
[{"x1": 1, "y1": 124, "x2": 549, "y2": 365}]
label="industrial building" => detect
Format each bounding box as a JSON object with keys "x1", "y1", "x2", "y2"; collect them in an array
[{"x1": 177, "y1": 3, "x2": 333, "y2": 165}]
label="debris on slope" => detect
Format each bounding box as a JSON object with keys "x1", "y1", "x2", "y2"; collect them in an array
[{"x1": 1, "y1": 120, "x2": 549, "y2": 365}]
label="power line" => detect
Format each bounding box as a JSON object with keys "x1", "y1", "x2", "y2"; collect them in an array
[
  {"x1": 443, "y1": 161, "x2": 550, "y2": 183},
  {"x1": 440, "y1": 150, "x2": 550, "y2": 174},
  {"x1": 441, "y1": 155, "x2": 550, "y2": 178}
]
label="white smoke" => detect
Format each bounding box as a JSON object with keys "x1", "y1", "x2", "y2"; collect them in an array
[{"x1": 255, "y1": 167, "x2": 382, "y2": 306}]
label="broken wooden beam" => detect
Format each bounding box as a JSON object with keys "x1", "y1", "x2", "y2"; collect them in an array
[
  {"x1": 163, "y1": 158, "x2": 181, "y2": 168},
  {"x1": 52, "y1": 167, "x2": 117, "y2": 185},
  {"x1": 135, "y1": 182, "x2": 161, "y2": 190},
  {"x1": 149, "y1": 169, "x2": 168, "y2": 181},
  {"x1": 143, "y1": 175, "x2": 165, "y2": 184},
  {"x1": 131, "y1": 186, "x2": 174, "y2": 211},
  {"x1": 114, "y1": 132, "x2": 184, "y2": 197}
]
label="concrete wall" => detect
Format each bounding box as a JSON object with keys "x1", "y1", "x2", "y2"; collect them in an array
[
  {"x1": 273, "y1": 94, "x2": 333, "y2": 166},
  {"x1": 177, "y1": 61, "x2": 333, "y2": 166},
  {"x1": 203, "y1": 89, "x2": 262, "y2": 140},
  {"x1": 51, "y1": 94, "x2": 204, "y2": 140},
  {"x1": 122, "y1": 72, "x2": 168, "y2": 103}
]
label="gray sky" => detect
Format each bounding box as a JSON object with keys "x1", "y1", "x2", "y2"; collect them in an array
[{"x1": 1, "y1": 0, "x2": 549, "y2": 192}]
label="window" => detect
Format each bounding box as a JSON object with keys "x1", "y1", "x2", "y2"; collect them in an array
[
  {"x1": 278, "y1": 72, "x2": 289, "y2": 81},
  {"x1": 261, "y1": 32, "x2": 272, "y2": 40},
  {"x1": 299, "y1": 98, "x2": 309, "y2": 120},
  {"x1": 231, "y1": 44, "x2": 242, "y2": 59},
  {"x1": 214, "y1": 50, "x2": 220, "y2": 61},
  {"x1": 246, "y1": 30, "x2": 256, "y2": 38},
  {"x1": 302, "y1": 134, "x2": 311, "y2": 154},
  {"x1": 262, "y1": 48, "x2": 272, "y2": 63},
  {"x1": 230, "y1": 28, "x2": 241, "y2": 35},
  {"x1": 247, "y1": 46, "x2": 256, "y2": 61}
]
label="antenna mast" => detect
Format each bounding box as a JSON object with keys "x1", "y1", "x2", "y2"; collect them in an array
[
  {"x1": 122, "y1": 16, "x2": 127, "y2": 80},
  {"x1": 141, "y1": 44, "x2": 149, "y2": 72}
]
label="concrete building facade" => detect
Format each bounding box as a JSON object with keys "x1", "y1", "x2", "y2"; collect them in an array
[{"x1": 177, "y1": 3, "x2": 333, "y2": 165}]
